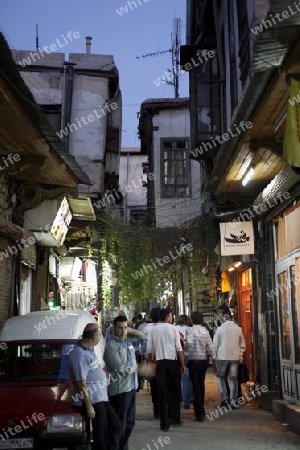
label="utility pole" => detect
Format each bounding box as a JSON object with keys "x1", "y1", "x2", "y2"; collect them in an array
[{"x1": 136, "y1": 18, "x2": 182, "y2": 98}]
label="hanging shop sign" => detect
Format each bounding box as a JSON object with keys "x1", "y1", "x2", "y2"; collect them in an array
[
  {"x1": 220, "y1": 221, "x2": 254, "y2": 256},
  {"x1": 50, "y1": 197, "x2": 72, "y2": 246},
  {"x1": 23, "y1": 197, "x2": 72, "y2": 247}
]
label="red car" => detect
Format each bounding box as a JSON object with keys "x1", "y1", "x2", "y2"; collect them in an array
[{"x1": 0, "y1": 310, "x2": 102, "y2": 450}]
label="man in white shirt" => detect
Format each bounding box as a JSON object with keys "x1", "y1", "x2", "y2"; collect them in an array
[
  {"x1": 213, "y1": 304, "x2": 246, "y2": 408},
  {"x1": 147, "y1": 308, "x2": 185, "y2": 432},
  {"x1": 142, "y1": 307, "x2": 160, "y2": 418}
]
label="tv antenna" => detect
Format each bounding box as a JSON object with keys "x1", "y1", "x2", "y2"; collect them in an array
[
  {"x1": 36, "y1": 23, "x2": 40, "y2": 51},
  {"x1": 136, "y1": 18, "x2": 181, "y2": 98}
]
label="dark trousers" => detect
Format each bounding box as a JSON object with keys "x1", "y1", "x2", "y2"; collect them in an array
[
  {"x1": 109, "y1": 390, "x2": 136, "y2": 450},
  {"x1": 156, "y1": 359, "x2": 181, "y2": 429},
  {"x1": 188, "y1": 360, "x2": 207, "y2": 420},
  {"x1": 79, "y1": 401, "x2": 122, "y2": 450},
  {"x1": 150, "y1": 375, "x2": 159, "y2": 417}
]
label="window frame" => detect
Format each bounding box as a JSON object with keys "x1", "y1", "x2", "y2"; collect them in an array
[{"x1": 160, "y1": 138, "x2": 190, "y2": 198}]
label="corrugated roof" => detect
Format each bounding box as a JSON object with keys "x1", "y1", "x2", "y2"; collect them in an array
[
  {"x1": 0, "y1": 33, "x2": 91, "y2": 186},
  {"x1": 251, "y1": 0, "x2": 300, "y2": 73},
  {"x1": 141, "y1": 98, "x2": 189, "y2": 108}
]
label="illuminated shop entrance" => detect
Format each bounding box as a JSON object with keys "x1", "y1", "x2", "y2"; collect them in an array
[{"x1": 238, "y1": 268, "x2": 255, "y2": 380}]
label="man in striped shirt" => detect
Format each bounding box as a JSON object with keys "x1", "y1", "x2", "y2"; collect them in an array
[{"x1": 185, "y1": 312, "x2": 213, "y2": 422}]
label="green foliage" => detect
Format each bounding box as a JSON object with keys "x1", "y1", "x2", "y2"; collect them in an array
[
  {"x1": 97, "y1": 215, "x2": 184, "y2": 308},
  {"x1": 96, "y1": 213, "x2": 220, "y2": 311},
  {"x1": 187, "y1": 216, "x2": 220, "y2": 307}
]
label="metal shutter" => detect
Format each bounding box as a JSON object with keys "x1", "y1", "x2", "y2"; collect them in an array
[{"x1": 0, "y1": 237, "x2": 13, "y2": 331}]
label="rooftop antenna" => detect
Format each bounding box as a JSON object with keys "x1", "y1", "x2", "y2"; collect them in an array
[
  {"x1": 36, "y1": 23, "x2": 40, "y2": 51},
  {"x1": 136, "y1": 18, "x2": 181, "y2": 98}
]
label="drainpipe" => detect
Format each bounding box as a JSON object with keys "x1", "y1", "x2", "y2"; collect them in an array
[{"x1": 62, "y1": 62, "x2": 76, "y2": 149}]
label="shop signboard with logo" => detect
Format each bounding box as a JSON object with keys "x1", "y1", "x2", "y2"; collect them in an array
[
  {"x1": 50, "y1": 197, "x2": 72, "y2": 246},
  {"x1": 23, "y1": 197, "x2": 72, "y2": 247},
  {"x1": 220, "y1": 221, "x2": 254, "y2": 256}
]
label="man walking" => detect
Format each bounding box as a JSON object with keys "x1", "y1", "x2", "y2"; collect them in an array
[
  {"x1": 147, "y1": 308, "x2": 185, "y2": 432},
  {"x1": 213, "y1": 304, "x2": 246, "y2": 408},
  {"x1": 176, "y1": 314, "x2": 193, "y2": 410},
  {"x1": 143, "y1": 307, "x2": 160, "y2": 419},
  {"x1": 69, "y1": 322, "x2": 122, "y2": 450},
  {"x1": 104, "y1": 315, "x2": 138, "y2": 450},
  {"x1": 185, "y1": 312, "x2": 213, "y2": 421}
]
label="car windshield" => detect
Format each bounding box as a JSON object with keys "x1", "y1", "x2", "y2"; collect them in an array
[{"x1": 0, "y1": 342, "x2": 75, "y2": 382}]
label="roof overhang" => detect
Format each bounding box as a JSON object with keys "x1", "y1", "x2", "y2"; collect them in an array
[
  {"x1": 0, "y1": 33, "x2": 91, "y2": 187},
  {"x1": 208, "y1": 2, "x2": 300, "y2": 205}
]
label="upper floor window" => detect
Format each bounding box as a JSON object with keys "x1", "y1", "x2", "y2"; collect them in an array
[
  {"x1": 237, "y1": 0, "x2": 250, "y2": 87},
  {"x1": 161, "y1": 139, "x2": 189, "y2": 198}
]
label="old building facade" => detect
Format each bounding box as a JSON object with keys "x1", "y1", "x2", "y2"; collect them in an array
[
  {"x1": 0, "y1": 34, "x2": 122, "y2": 325},
  {"x1": 182, "y1": 0, "x2": 300, "y2": 427}
]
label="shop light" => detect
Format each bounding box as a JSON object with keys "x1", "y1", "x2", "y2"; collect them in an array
[
  {"x1": 242, "y1": 165, "x2": 255, "y2": 186},
  {"x1": 227, "y1": 261, "x2": 241, "y2": 271}
]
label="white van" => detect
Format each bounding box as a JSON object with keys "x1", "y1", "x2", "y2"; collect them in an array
[{"x1": 0, "y1": 310, "x2": 104, "y2": 450}]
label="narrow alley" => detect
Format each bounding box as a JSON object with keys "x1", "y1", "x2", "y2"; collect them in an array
[{"x1": 131, "y1": 369, "x2": 300, "y2": 450}]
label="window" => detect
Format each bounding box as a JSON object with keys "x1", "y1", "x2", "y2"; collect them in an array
[
  {"x1": 229, "y1": 0, "x2": 238, "y2": 111},
  {"x1": 0, "y1": 343, "x2": 74, "y2": 382},
  {"x1": 291, "y1": 260, "x2": 300, "y2": 364},
  {"x1": 130, "y1": 210, "x2": 148, "y2": 225},
  {"x1": 278, "y1": 271, "x2": 291, "y2": 360},
  {"x1": 161, "y1": 139, "x2": 189, "y2": 197},
  {"x1": 237, "y1": 0, "x2": 250, "y2": 86},
  {"x1": 194, "y1": 51, "x2": 222, "y2": 141}
]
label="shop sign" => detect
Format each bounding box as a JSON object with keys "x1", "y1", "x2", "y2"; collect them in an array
[
  {"x1": 50, "y1": 197, "x2": 72, "y2": 246},
  {"x1": 220, "y1": 221, "x2": 254, "y2": 256}
]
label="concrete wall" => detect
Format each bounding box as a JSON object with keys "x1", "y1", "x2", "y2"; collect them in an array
[
  {"x1": 119, "y1": 149, "x2": 148, "y2": 224},
  {"x1": 68, "y1": 73, "x2": 109, "y2": 194},
  {"x1": 11, "y1": 50, "x2": 121, "y2": 197},
  {"x1": 151, "y1": 107, "x2": 201, "y2": 228}
]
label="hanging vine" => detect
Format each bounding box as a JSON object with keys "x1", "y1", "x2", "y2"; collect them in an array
[{"x1": 96, "y1": 213, "x2": 189, "y2": 309}]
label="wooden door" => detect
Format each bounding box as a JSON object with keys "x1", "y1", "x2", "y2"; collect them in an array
[{"x1": 238, "y1": 268, "x2": 255, "y2": 380}]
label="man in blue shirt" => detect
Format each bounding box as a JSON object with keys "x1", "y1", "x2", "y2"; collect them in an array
[{"x1": 69, "y1": 323, "x2": 122, "y2": 450}]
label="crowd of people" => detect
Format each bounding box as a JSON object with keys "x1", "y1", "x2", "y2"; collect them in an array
[{"x1": 68, "y1": 305, "x2": 246, "y2": 449}]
